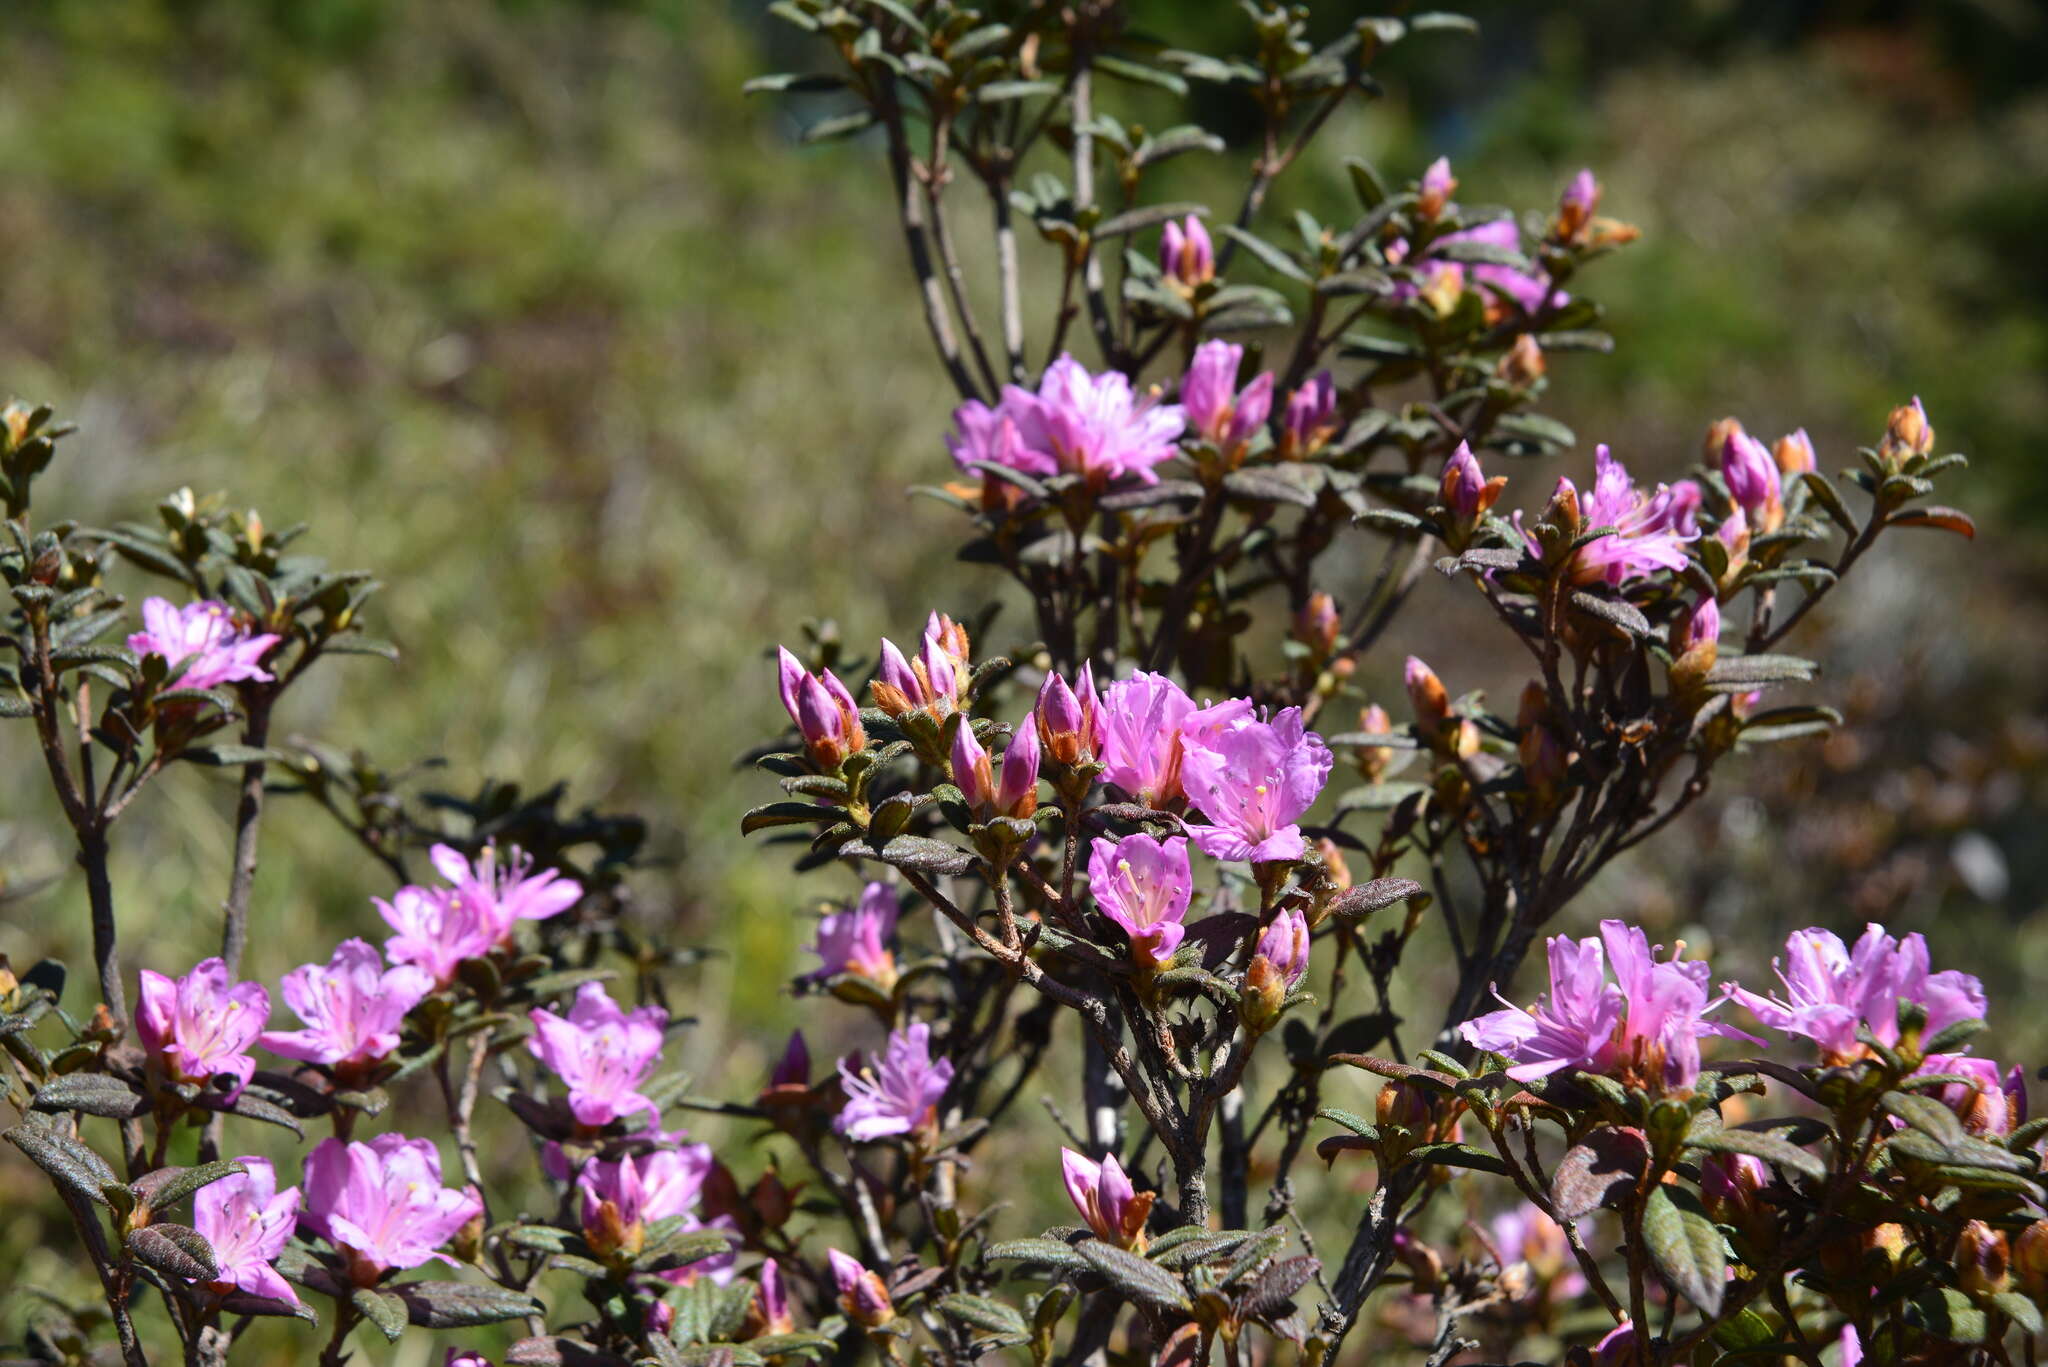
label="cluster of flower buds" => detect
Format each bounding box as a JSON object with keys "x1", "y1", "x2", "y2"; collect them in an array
[
  {"x1": 1034, "y1": 666, "x2": 1103, "y2": 771},
  {"x1": 950, "y1": 718, "x2": 1040, "y2": 823},
  {"x1": 1277, "y1": 372, "x2": 1338, "y2": 460},
  {"x1": 1160, "y1": 214, "x2": 1214, "y2": 293},
  {"x1": 1548, "y1": 169, "x2": 1640, "y2": 251},
  {"x1": 873, "y1": 616, "x2": 968, "y2": 722},
  {"x1": 1436, "y1": 441, "x2": 1507, "y2": 548},
  {"x1": 776, "y1": 647, "x2": 865, "y2": 771}
]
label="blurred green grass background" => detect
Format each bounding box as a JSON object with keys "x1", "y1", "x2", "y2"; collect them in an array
[{"x1": 1, "y1": 0, "x2": 2045, "y2": 1355}]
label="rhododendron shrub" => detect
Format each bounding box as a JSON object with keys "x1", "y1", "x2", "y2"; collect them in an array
[{"x1": 0, "y1": 6, "x2": 2020, "y2": 1367}]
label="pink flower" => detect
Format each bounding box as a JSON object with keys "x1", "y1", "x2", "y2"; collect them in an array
[
  {"x1": 1160, "y1": 215, "x2": 1214, "y2": 288},
  {"x1": 127, "y1": 598, "x2": 280, "y2": 691},
  {"x1": 446, "y1": 1352, "x2": 493, "y2": 1367},
  {"x1": 430, "y1": 843, "x2": 581, "y2": 941},
  {"x1": 1460, "y1": 921, "x2": 1750, "y2": 1089},
  {"x1": 1098, "y1": 672, "x2": 1202, "y2": 807},
  {"x1": 1838, "y1": 1325, "x2": 1862, "y2": 1367},
  {"x1": 1528, "y1": 445, "x2": 1697, "y2": 586},
  {"x1": 1488, "y1": 1203, "x2": 1585, "y2": 1302},
  {"x1": 835, "y1": 1022, "x2": 954, "y2": 1142},
  {"x1": 946, "y1": 395, "x2": 1046, "y2": 478},
  {"x1": 1255, "y1": 908, "x2": 1312, "y2": 988},
  {"x1": 576, "y1": 1144, "x2": 715, "y2": 1238},
  {"x1": 827, "y1": 1248, "x2": 894, "y2": 1326},
  {"x1": 300, "y1": 1134, "x2": 482, "y2": 1279},
  {"x1": 874, "y1": 629, "x2": 961, "y2": 719},
  {"x1": 1279, "y1": 372, "x2": 1338, "y2": 459},
  {"x1": 1677, "y1": 597, "x2": 1720, "y2": 655},
  {"x1": 1724, "y1": 925, "x2": 1986, "y2": 1066},
  {"x1": 776, "y1": 647, "x2": 865, "y2": 770},
  {"x1": 1060, "y1": 1148, "x2": 1153, "y2": 1248},
  {"x1": 1179, "y1": 706, "x2": 1333, "y2": 864},
  {"x1": 1918, "y1": 1055, "x2": 2026, "y2": 1137},
  {"x1": 809, "y1": 882, "x2": 898, "y2": 984},
  {"x1": 135, "y1": 958, "x2": 268, "y2": 1101},
  {"x1": 1441, "y1": 217, "x2": 1552, "y2": 315},
  {"x1": 1720, "y1": 428, "x2": 1780, "y2": 514},
  {"x1": 1181, "y1": 340, "x2": 1274, "y2": 452},
  {"x1": 378, "y1": 885, "x2": 496, "y2": 986},
  {"x1": 1439, "y1": 441, "x2": 1501, "y2": 520},
  {"x1": 756, "y1": 1257, "x2": 795, "y2": 1333},
  {"x1": 1087, "y1": 833, "x2": 1193, "y2": 966},
  {"x1": 1004, "y1": 355, "x2": 1186, "y2": 487},
  {"x1": 528, "y1": 982, "x2": 669, "y2": 1128},
  {"x1": 193, "y1": 1156, "x2": 300, "y2": 1305},
  {"x1": 260, "y1": 938, "x2": 432, "y2": 1072}
]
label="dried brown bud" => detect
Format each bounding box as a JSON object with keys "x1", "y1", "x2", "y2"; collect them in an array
[
  {"x1": 1957, "y1": 1220, "x2": 2011, "y2": 1298},
  {"x1": 1497, "y1": 333, "x2": 1546, "y2": 386}
]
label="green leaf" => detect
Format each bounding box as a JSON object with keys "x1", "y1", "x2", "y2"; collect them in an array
[
  {"x1": 1076, "y1": 1240, "x2": 1189, "y2": 1309},
  {"x1": 179, "y1": 744, "x2": 286, "y2": 767},
  {"x1": 131, "y1": 1159, "x2": 250, "y2": 1213},
  {"x1": 938, "y1": 1293, "x2": 1027, "y2": 1335},
  {"x1": 1683, "y1": 1127, "x2": 1827, "y2": 1183},
  {"x1": 1404, "y1": 1142, "x2": 1508, "y2": 1175},
  {"x1": 31, "y1": 1073, "x2": 148, "y2": 1120},
  {"x1": 1095, "y1": 203, "x2": 1207, "y2": 240},
  {"x1": 6, "y1": 1116, "x2": 119, "y2": 1207},
  {"x1": 1642, "y1": 1185, "x2": 1725, "y2": 1316},
  {"x1": 1881, "y1": 1090, "x2": 1967, "y2": 1147},
  {"x1": 1345, "y1": 157, "x2": 1387, "y2": 209},
  {"x1": 1216, "y1": 225, "x2": 1312, "y2": 285},
  {"x1": 986, "y1": 1237, "x2": 1088, "y2": 1271},
  {"x1": 1798, "y1": 471, "x2": 1857, "y2": 534},
  {"x1": 741, "y1": 801, "x2": 848, "y2": 835},
  {"x1": 1912, "y1": 1287, "x2": 1989, "y2": 1344},
  {"x1": 390, "y1": 1279, "x2": 543, "y2": 1329},
  {"x1": 352, "y1": 1286, "x2": 409, "y2": 1343},
  {"x1": 127, "y1": 1223, "x2": 218, "y2": 1282}
]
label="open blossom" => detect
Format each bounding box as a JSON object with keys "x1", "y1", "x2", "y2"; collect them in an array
[
  {"x1": 776, "y1": 647, "x2": 865, "y2": 770},
  {"x1": 576, "y1": 1144, "x2": 716, "y2": 1249},
  {"x1": 1918, "y1": 1055, "x2": 2026, "y2": 1137},
  {"x1": 1088, "y1": 833, "x2": 1193, "y2": 966},
  {"x1": 136, "y1": 958, "x2": 269, "y2": 1100},
  {"x1": 809, "y1": 882, "x2": 898, "y2": 985},
  {"x1": 127, "y1": 597, "x2": 281, "y2": 690},
  {"x1": 946, "y1": 394, "x2": 1043, "y2": 477},
  {"x1": 260, "y1": 938, "x2": 432, "y2": 1072},
  {"x1": 835, "y1": 1022, "x2": 953, "y2": 1142},
  {"x1": 1005, "y1": 355, "x2": 1186, "y2": 487},
  {"x1": 431, "y1": 843, "x2": 581, "y2": 940},
  {"x1": 1181, "y1": 340, "x2": 1274, "y2": 452},
  {"x1": 193, "y1": 1156, "x2": 300, "y2": 1305},
  {"x1": 1098, "y1": 672, "x2": 1204, "y2": 807},
  {"x1": 301, "y1": 1134, "x2": 482, "y2": 1280},
  {"x1": 1530, "y1": 445, "x2": 1697, "y2": 585},
  {"x1": 378, "y1": 884, "x2": 496, "y2": 985},
  {"x1": 1061, "y1": 1148, "x2": 1153, "y2": 1249},
  {"x1": 1460, "y1": 920, "x2": 1749, "y2": 1089},
  {"x1": 1725, "y1": 925, "x2": 1986, "y2": 1065},
  {"x1": 1180, "y1": 705, "x2": 1333, "y2": 863},
  {"x1": 528, "y1": 982, "x2": 669, "y2": 1128}
]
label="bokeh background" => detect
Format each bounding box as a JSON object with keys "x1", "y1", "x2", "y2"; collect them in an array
[{"x1": 2, "y1": 0, "x2": 2045, "y2": 1356}]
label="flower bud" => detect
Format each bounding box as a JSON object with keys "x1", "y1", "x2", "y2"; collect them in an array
[
  {"x1": 1703, "y1": 417, "x2": 1744, "y2": 465},
  {"x1": 751, "y1": 1257, "x2": 796, "y2": 1335},
  {"x1": 926, "y1": 611, "x2": 972, "y2": 670},
  {"x1": 1393, "y1": 1227, "x2": 1443, "y2": 1292},
  {"x1": 1240, "y1": 956, "x2": 1289, "y2": 1032},
  {"x1": 1671, "y1": 597, "x2": 1721, "y2": 681},
  {"x1": 1292, "y1": 592, "x2": 1341, "y2": 663},
  {"x1": 1279, "y1": 372, "x2": 1338, "y2": 459},
  {"x1": 1404, "y1": 656, "x2": 1450, "y2": 736},
  {"x1": 1356, "y1": 703, "x2": 1397, "y2": 782},
  {"x1": 1257, "y1": 908, "x2": 1312, "y2": 989},
  {"x1": 1161, "y1": 215, "x2": 1215, "y2": 290},
  {"x1": 1439, "y1": 441, "x2": 1507, "y2": 523},
  {"x1": 1061, "y1": 1148, "x2": 1154, "y2": 1250},
  {"x1": 1881, "y1": 396, "x2": 1934, "y2": 464},
  {"x1": 950, "y1": 721, "x2": 995, "y2": 814},
  {"x1": 584, "y1": 1197, "x2": 640, "y2": 1259},
  {"x1": 1516, "y1": 683, "x2": 1569, "y2": 794},
  {"x1": 779, "y1": 647, "x2": 865, "y2": 771},
  {"x1": 1377, "y1": 1078, "x2": 1433, "y2": 1135},
  {"x1": 1699, "y1": 1152, "x2": 1770, "y2": 1245},
  {"x1": 1720, "y1": 429, "x2": 1781, "y2": 516},
  {"x1": 1315, "y1": 837, "x2": 1352, "y2": 893},
  {"x1": 645, "y1": 1299, "x2": 675, "y2": 1338},
  {"x1": 828, "y1": 1248, "x2": 895, "y2": 1328},
  {"x1": 1555, "y1": 168, "x2": 1600, "y2": 241},
  {"x1": 1417, "y1": 156, "x2": 1457, "y2": 221},
  {"x1": 2013, "y1": 1220, "x2": 2048, "y2": 1300},
  {"x1": 994, "y1": 720, "x2": 1041, "y2": 819},
  {"x1": 1497, "y1": 333, "x2": 1546, "y2": 386},
  {"x1": 1034, "y1": 667, "x2": 1101, "y2": 767},
  {"x1": 770, "y1": 1030, "x2": 810, "y2": 1089},
  {"x1": 1419, "y1": 260, "x2": 1466, "y2": 318},
  {"x1": 1774, "y1": 428, "x2": 1816, "y2": 476},
  {"x1": 1957, "y1": 1220, "x2": 2011, "y2": 1298},
  {"x1": 1542, "y1": 476, "x2": 1583, "y2": 540}
]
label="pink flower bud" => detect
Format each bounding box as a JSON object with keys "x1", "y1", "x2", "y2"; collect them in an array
[
  {"x1": 1034, "y1": 668, "x2": 1102, "y2": 767},
  {"x1": 1404, "y1": 656, "x2": 1449, "y2": 730},
  {"x1": 755, "y1": 1257, "x2": 795, "y2": 1334},
  {"x1": 644, "y1": 1299, "x2": 675, "y2": 1337},
  {"x1": 1418, "y1": 156, "x2": 1456, "y2": 220},
  {"x1": 1883, "y1": 395, "x2": 1934, "y2": 461},
  {"x1": 1774, "y1": 428, "x2": 1816, "y2": 476},
  {"x1": 827, "y1": 1248, "x2": 895, "y2": 1327},
  {"x1": 1280, "y1": 372, "x2": 1338, "y2": 459},
  {"x1": 994, "y1": 720, "x2": 1041, "y2": 819},
  {"x1": 1060, "y1": 1148, "x2": 1154, "y2": 1249},
  {"x1": 1556, "y1": 169, "x2": 1600, "y2": 240},
  {"x1": 1720, "y1": 429, "x2": 1780, "y2": 513},
  {"x1": 1255, "y1": 907, "x2": 1312, "y2": 988},
  {"x1": 1292, "y1": 591, "x2": 1341, "y2": 660},
  {"x1": 1676, "y1": 597, "x2": 1720, "y2": 656},
  {"x1": 1438, "y1": 441, "x2": 1505, "y2": 520},
  {"x1": 1160, "y1": 215, "x2": 1214, "y2": 288},
  {"x1": 769, "y1": 1030, "x2": 810, "y2": 1088},
  {"x1": 778, "y1": 649, "x2": 865, "y2": 770},
  {"x1": 950, "y1": 721, "x2": 995, "y2": 815}
]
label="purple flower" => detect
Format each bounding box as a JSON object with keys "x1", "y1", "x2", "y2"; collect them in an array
[
  {"x1": 302, "y1": 1134, "x2": 481, "y2": 1281},
  {"x1": 835, "y1": 1022, "x2": 953, "y2": 1142},
  {"x1": 1489, "y1": 1203, "x2": 1586, "y2": 1302},
  {"x1": 1181, "y1": 340, "x2": 1274, "y2": 452},
  {"x1": 1087, "y1": 833, "x2": 1193, "y2": 966},
  {"x1": 809, "y1": 882, "x2": 898, "y2": 985},
  {"x1": 1161, "y1": 215, "x2": 1215, "y2": 289},
  {"x1": 1255, "y1": 908, "x2": 1312, "y2": 988},
  {"x1": 874, "y1": 629, "x2": 961, "y2": 720},
  {"x1": 1180, "y1": 706, "x2": 1333, "y2": 864},
  {"x1": 1590, "y1": 1323, "x2": 1637, "y2": 1367},
  {"x1": 193, "y1": 1156, "x2": 300, "y2": 1305},
  {"x1": 1439, "y1": 217, "x2": 1552, "y2": 316},
  {"x1": 946, "y1": 395, "x2": 1047, "y2": 478},
  {"x1": 430, "y1": 843, "x2": 582, "y2": 942},
  {"x1": 995, "y1": 719, "x2": 1041, "y2": 818},
  {"x1": 1418, "y1": 156, "x2": 1457, "y2": 217},
  {"x1": 776, "y1": 647, "x2": 865, "y2": 770},
  {"x1": 378, "y1": 885, "x2": 496, "y2": 986},
  {"x1": 576, "y1": 1145, "x2": 716, "y2": 1245},
  {"x1": 260, "y1": 938, "x2": 432, "y2": 1073},
  {"x1": 1005, "y1": 355, "x2": 1186, "y2": 487},
  {"x1": 446, "y1": 1352, "x2": 493, "y2": 1367},
  {"x1": 528, "y1": 982, "x2": 669, "y2": 1128},
  {"x1": 1529, "y1": 445, "x2": 1697, "y2": 586},
  {"x1": 756, "y1": 1257, "x2": 795, "y2": 1333},
  {"x1": 127, "y1": 598, "x2": 281, "y2": 691},
  {"x1": 1917, "y1": 1055, "x2": 2026, "y2": 1137},
  {"x1": 1725, "y1": 925, "x2": 1987, "y2": 1065},
  {"x1": 1720, "y1": 428, "x2": 1780, "y2": 514},
  {"x1": 1061, "y1": 1147, "x2": 1153, "y2": 1249},
  {"x1": 135, "y1": 958, "x2": 268, "y2": 1101},
  {"x1": 1676, "y1": 597, "x2": 1721, "y2": 656},
  {"x1": 1439, "y1": 440, "x2": 1503, "y2": 520},
  {"x1": 827, "y1": 1247, "x2": 894, "y2": 1326},
  {"x1": 1279, "y1": 372, "x2": 1338, "y2": 459},
  {"x1": 1460, "y1": 921, "x2": 1748, "y2": 1090}
]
